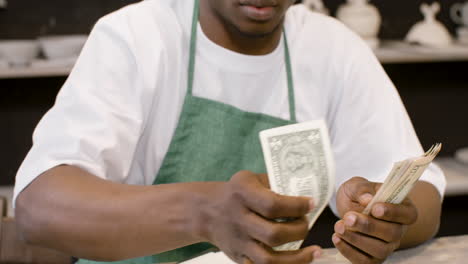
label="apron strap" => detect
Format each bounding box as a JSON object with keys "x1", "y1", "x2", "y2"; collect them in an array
[
  {"x1": 283, "y1": 31, "x2": 296, "y2": 122},
  {"x1": 187, "y1": 0, "x2": 200, "y2": 96},
  {"x1": 187, "y1": 0, "x2": 296, "y2": 122}
]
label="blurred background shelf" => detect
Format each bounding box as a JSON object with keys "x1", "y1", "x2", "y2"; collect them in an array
[
  {"x1": 0, "y1": 65, "x2": 73, "y2": 79},
  {"x1": 376, "y1": 41, "x2": 468, "y2": 64},
  {"x1": 1, "y1": 41, "x2": 468, "y2": 79}
]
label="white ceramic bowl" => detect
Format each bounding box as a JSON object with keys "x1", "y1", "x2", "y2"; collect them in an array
[
  {"x1": 0, "y1": 40, "x2": 40, "y2": 66},
  {"x1": 39, "y1": 35, "x2": 87, "y2": 60},
  {"x1": 455, "y1": 147, "x2": 468, "y2": 165}
]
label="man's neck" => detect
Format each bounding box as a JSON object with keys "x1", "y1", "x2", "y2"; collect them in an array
[{"x1": 199, "y1": 0, "x2": 283, "y2": 56}]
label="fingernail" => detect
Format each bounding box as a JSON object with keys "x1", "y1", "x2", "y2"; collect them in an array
[
  {"x1": 308, "y1": 198, "x2": 315, "y2": 212},
  {"x1": 313, "y1": 249, "x2": 322, "y2": 259},
  {"x1": 335, "y1": 221, "x2": 345, "y2": 235},
  {"x1": 360, "y1": 193, "x2": 373, "y2": 203},
  {"x1": 345, "y1": 214, "x2": 357, "y2": 227},
  {"x1": 374, "y1": 205, "x2": 385, "y2": 217},
  {"x1": 332, "y1": 234, "x2": 341, "y2": 244}
]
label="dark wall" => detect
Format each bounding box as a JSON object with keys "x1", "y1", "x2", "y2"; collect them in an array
[
  {"x1": 0, "y1": 0, "x2": 137, "y2": 39},
  {"x1": 0, "y1": 78, "x2": 64, "y2": 185},
  {"x1": 384, "y1": 62, "x2": 468, "y2": 155},
  {"x1": 0, "y1": 0, "x2": 466, "y2": 39}
]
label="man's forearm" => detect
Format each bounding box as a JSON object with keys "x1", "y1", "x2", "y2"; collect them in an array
[
  {"x1": 399, "y1": 181, "x2": 442, "y2": 248},
  {"x1": 15, "y1": 165, "x2": 216, "y2": 261}
]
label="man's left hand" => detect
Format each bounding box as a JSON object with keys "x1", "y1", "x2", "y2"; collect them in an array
[{"x1": 333, "y1": 177, "x2": 418, "y2": 264}]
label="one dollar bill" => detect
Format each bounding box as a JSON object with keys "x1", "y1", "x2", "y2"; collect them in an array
[{"x1": 259, "y1": 120, "x2": 335, "y2": 251}]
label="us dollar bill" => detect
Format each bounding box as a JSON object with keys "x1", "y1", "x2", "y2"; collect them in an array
[
  {"x1": 259, "y1": 120, "x2": 335, "y2": 251},
  {"x1": 363, "y1": 143, "x2": 442, "y2": 215}
]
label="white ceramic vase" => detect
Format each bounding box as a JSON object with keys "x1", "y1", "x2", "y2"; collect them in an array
[
  {"x1": 406, "y1": 2, "x2": 452, "y2": 47},
  {"x1": 336, "y1": 0, "x2": 382, "y2": 48}
]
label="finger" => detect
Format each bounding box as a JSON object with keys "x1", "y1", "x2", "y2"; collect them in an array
[
  {"x1": 341, "y1": 177, "x2": 380, "y2": 205},
  {"x1": 247, "y1": 242, "x2": 321, "y2": 264},
  {"x1": 243, "y1": 178, "x2": 313, "y2": 219},
  {"x1": 244, "y1": 212, "x2": 309, "y2": 247},
  {"x1": 334, "y1": 221, "x2": 397, "y2": 260},
  {"x1": 231, "y1": 171, "x2": 313, "y2": 219},
  {"x1": 332, "y1": 234, "x2": 378, "y2": 264},
  {"x1": 371, "y1": 200, "x2": 418, "y2": 225},
  {"x1": 340, "y1": 212, "x2": 404, "y2": 243},
  {"x1": 256, "y1": 173, "x2": 271, "y2": 188}
]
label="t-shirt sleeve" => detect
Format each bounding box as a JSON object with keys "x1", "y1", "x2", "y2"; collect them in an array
[
  {"x1": 13, "y1": 13, "x2": 159, "y2": 206},
  {"x1": 327, "y1": 28, "x2": 446, "y2": 215}
]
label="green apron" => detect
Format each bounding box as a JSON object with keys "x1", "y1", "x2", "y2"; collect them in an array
[{"x1": 78, "y1": 0, "x2": 296, "y2": 263}]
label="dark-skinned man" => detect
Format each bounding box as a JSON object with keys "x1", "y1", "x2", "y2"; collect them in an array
[{"x1": 14, "y1": 0, "x2": 445, "y2": 264}]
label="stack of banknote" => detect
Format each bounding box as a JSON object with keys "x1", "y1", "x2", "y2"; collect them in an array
[
  {"x1": 259, "y1": 120, "x2": 335, "y2": 251},
  {"x1": 363, "y1": 143, "x2": 442, "y2": 215}
]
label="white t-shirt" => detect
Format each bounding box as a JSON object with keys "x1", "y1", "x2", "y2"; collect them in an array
[{"x1": 14, "y1": 0, "x2": 446, "y2": 215}]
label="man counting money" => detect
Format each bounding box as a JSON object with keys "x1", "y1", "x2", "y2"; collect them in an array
[{"x1": 13, "y1": 0, "x2": 445, "y2": 264}]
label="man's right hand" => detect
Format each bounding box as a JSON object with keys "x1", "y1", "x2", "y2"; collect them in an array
[{"x1": 196, "y1": 171, "x2": 322, "y2": 264}]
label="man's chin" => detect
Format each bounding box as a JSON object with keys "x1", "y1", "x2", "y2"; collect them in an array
[{"x1": 235, "y1": 21, "x2": 281, "y2": 38}]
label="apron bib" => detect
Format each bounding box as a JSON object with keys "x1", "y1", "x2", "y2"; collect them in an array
[{"x1": 78, "y1": 0, "x2": 296, "y2": 263}]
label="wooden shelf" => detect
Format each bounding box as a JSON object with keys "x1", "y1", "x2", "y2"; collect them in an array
[{"x1": 1, "y1": 41, "x2": 468, "y2": 79}]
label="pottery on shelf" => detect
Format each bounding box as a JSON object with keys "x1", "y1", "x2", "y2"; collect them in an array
[
  {"x1": 406, "y1": 2, "x2": 452, "y2": 47},
  {"x1": 336, "y1": 0, "x2": 382, "y2": 49},
  {"x1": 0, "y1": 40, "x2": 40, "y2": 67},
  {"x1": 451, "y1": 1, "x2": 468, "y2": 43},
  {"x1": 38, "y1": 35, "x2": 88, "y2": 60},
  {"x1": 0, "y1": 0, "x2": 7, "y2": 9},
  {"x1": 451, "y1": 1, "x2": 468, "y2": 27},
  {"x1": 303, "y1": 0, "x2": 329, "y2": 15}
]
